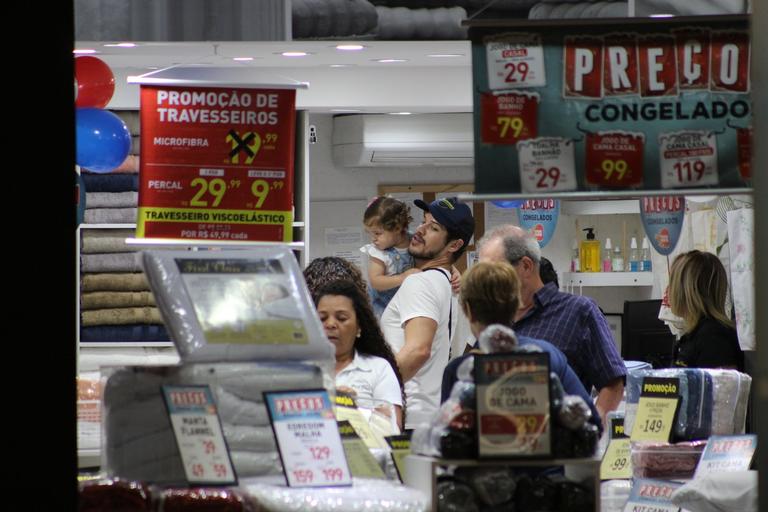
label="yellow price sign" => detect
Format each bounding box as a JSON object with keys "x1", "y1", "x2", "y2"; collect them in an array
[
  {"x1": 630, "y1": 376, "x2": 680, "y2": 443},
  {"x1": 630, "y1": 396, "x2": 679, "y2": 442},
  {"x1": 600, "y1": 438, "x2": 632, "y2": 480}
]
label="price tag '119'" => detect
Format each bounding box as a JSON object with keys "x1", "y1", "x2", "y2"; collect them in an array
[{"x1": 659, "y1": 131, "x2": 719, "y2": 189}]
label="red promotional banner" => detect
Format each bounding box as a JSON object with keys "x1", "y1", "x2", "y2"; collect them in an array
[
  {"x1": 638, "y1": 34, "x2": 678, "y2": 97},
  {"x1": 710, "y1": 31, "x2": 750, "y2": 93},
  {"x1": 673, "y1": 29, "x2": 710, "y2": 90},
  {"x1": 585, "y1": 131, "x2": 645, "y2": 189},
  {"x1": 563, "y1": 36, "x2": 603, "y2": 99},
  {"x1": 480, "y1": 91, "x2": 539, "y2": 144},
  {"x1": 603, "y1": 35, "x2": 639, "y2": 96},
  {"x1": 137, "y1": 86, "x2": 296, "y2": 242}
]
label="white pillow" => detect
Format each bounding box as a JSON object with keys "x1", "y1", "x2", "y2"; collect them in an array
[{"x1": 671, "y1": 470, "x2": 757, "y2": 512}]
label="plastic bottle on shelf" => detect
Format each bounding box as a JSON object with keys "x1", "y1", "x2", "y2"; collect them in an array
[
  {"x1": 629, "y1": 237, "x2": 640, "y2": 272},
  {"x1": 602, "y1": 238, "x2": 613, "y2": 272},
  {"x1": 570, "y1": 240, "x2": 580, "y2": 272},
  {"x1": 612, "y1": 243, "x2": 625, "y2": 272},
  {"x1": 580, "y1": 228, "x2": 600, "y2": 272},
  {"x1": 641, "y1": 237, "x2": 652, "y2": 272}
]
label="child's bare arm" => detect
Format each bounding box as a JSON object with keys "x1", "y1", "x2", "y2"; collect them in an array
[
  {"x1": 368, "y1": 258, "x2": 420, "y2": 291},
  {"x1": 449, "y1": 265, "x2": 462, "y2": 294}
]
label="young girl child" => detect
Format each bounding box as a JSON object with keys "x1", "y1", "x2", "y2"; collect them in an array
[{"x1": 360, "y1": 196, "x2": 419, "y2": 318}]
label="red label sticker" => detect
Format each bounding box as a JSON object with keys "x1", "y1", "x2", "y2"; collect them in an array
[
  {"x1": 673, "y1": 29, "x2": 710, "y2": 90},
  {"x1": 137, "y1": 86, "x2": 296, "y2": 242},
  {"x1": 480, "y1": 91, "x2": 539, "y2": 144},
  {"x1": 737, "y1": 126, "x2": 753, "y2": 181},
  {"x1": 638, "y1": 34, "x2": 678, "y2": 97},
  {"x1": 585, "y1": 131, "x2": 645, "y2": 189},
  {"x1": 564, "y1": 36, "x2": 604, "y2": 99},
  {"x1": 603, "y1": 35, "x2": 639, "y2": 96},
  {"x1": 710, "y1": 31, "x2": 750, "y2": 93}
]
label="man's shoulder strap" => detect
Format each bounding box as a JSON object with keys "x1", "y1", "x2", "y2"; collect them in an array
[{"x1": 421, "y1": 267, "x2": 453, "y2": 351}]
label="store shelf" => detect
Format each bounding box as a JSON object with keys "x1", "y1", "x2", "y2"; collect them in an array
[
  {"x1": 78, "y1": 449, "x2": 101, "y2": 469},
  {"x1": 561, "y1": 200, "x2": 640, "y2": 215},
  {"x1": 79, "y1": 341, "x2": 175, "y2": 348},
  {"x1": 563, "y1": 271, "x2": 653, "y2": 287},
  {"x1": 124, "y1": 238, "x2": 305, "y2": 249}
]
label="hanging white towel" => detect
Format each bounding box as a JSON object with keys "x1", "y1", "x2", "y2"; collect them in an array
[{"x1": 726, "y1": 208, "x2": 755, "y2": 350}]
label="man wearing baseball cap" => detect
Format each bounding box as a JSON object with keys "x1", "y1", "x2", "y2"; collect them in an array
[{"x1": 380, "y1": 196, "x2": 475, "y2": 429}]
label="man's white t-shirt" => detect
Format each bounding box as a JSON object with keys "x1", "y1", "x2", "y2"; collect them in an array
[{"x1": 380, "y1": 267, "x2": 456, "y2": 429}]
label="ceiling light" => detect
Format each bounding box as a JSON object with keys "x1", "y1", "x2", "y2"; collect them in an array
[
  {"x1": 336, "y1": 44, "x2": 365, "y2": 51},
  {"x1": 232, "y1": 57, "x2": 254, "y2": 61},
  {"x1": 329, "y1": 64, "x2": 355, "y2": 68},
  {"x1": 649, "y1": 13, "x2": 675, "y2": 17},
  {"x1": 388, "y1": 112, "x2": 412, "y2": 115},
  {"x1": 73, "y1": 49, "x2": 97, "y2": 54},
  {"x1": 104, "y1": 43, "x2": 137, "y2": 48},
  {"x1": 375, "y1": 59, "x2": 407, "y2": 63},
  {"x1": 427, "y1": 53, "x2": 464, "y2": 58},
  {"x1": 281, "y1": 51, "x2": 309, "y2": 57},
  {"x1": 331, "y1": 109, "x2": 362, "y2": 112}
]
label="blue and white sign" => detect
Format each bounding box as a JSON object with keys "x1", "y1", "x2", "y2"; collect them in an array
[
  {"x1": 694, "y1": 434, "x2": 756, "y2": 477},
  {"x1": 516, "y1": 199, "x2": 559, "y2": 248},
  {"x1": 622, "y1": 478, "x2": 683, "y2": 512},
  {"x1": 639, "y1": 196, "x2": 685, "y2": 255}
]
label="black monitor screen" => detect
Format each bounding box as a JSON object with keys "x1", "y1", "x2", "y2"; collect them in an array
[{"x1": 621, "y1": 299, "x2": 676, "y2": 368}]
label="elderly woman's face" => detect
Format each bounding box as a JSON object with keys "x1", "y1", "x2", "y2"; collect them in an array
[{"x1": 316, "y1": 295, "x2": 359, "y2": 359}]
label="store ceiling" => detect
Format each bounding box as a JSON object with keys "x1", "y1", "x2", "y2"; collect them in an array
[{"x1": 76, "y1": 40, "x2": 474, "y2": 112}]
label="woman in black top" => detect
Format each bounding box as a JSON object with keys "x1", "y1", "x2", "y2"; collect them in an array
[{"x1": 668, "y1": 250, "x2": 744, "y2": 371}]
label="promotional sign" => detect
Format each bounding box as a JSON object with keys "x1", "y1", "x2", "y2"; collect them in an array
[
  {"x1": 264, "y1": 389, "x2": 352, "y2": 488},
  {"x1": 137, "y1": 85, "x2": 296, "y2": 242},
  {"x1": 517, "y1": 137, "x2": 577, "y2": 193},
  {"x1": 600, "y1": 416, "x2": 632, "y2": 480},
  {"x1": 515, "y1": 198, "x2": 560, "y2": 248},
  {"x1": 639, "y1": 196, "x2": 685, "y2": 255},
  {"x1": 694, "y1": 434, "x2": 757, "y2": 477},
  {"x1": 332, "y1": 392, "x2": 387, "y2": 450},
  {"x1": 622, "y1": 478, "x2": 684, "y2": 512},
  {"x1": 480, "y1": 91, "x2": 540, "y2": 145},
  {"x1": 161, "y1": 385, "x2": 237, "y2": 486},
  {"x1": 384, "y1": 433, "x2": 412, "y2": 482},
  {"x1": 630, "y1": 377, "x2": 680, "y2": 443},
  {"x1": 337, "y1": 420, "x2": 387, "y2": 479},
  {"x1": 470, "y1": 16, "x2": 752, "y2": 195},
  {"x1": 475, "y1": 352, "x2": 551, "y2": 457}
]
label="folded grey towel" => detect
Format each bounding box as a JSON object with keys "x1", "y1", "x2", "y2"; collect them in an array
[
  {"x1": 81, "y1": 272, "x2": 150, "y2": 292},
  {"x1": 81, "y1": 252, "x2": 143, "y2": 273},
  {"x1": 81, "y1": 229, "x2": 137, "y2": 253},
  {"x1": 84, "y1": 207, "x2": 138, "y2": 224},
  {"x1": 85, "y1": 192, "x2": 138, "y2": 209}
]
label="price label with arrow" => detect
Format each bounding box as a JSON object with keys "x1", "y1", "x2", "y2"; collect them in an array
[{"x1": 137, "y1": 85, "x2": 297, "y2": 242}]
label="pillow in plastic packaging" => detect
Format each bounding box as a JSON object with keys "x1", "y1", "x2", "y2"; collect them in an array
[{"x1": 671, "y1": 470, "x2": 757, "y2": 512}]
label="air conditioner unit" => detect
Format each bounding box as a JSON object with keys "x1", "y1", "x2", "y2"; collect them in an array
[{"x1": 331, "y1": 113, "x2": 474, "y2": 167}]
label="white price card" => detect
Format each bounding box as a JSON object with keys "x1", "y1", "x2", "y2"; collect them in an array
[
  {"x1": 694, "y1": 434, "x2": 757, "y2": 477},
  {"x1": 622, "y1": 478, "x2": 683, "y2": 512},
  {"x1": 659, "y1": 130, "x2": 719, "y2": 189},
  {"x1": 486, "y1": 33, "x2": 547, "y2": 90},
  {"x1": 264, "y1": 389, "x2": 352, "y2": 488},
  {"x1": 517, "y1": 137, "x2": 578, "y2": 193},
  {"x1": 162, "y1": 385, "x2": 237, "y2": 486}
]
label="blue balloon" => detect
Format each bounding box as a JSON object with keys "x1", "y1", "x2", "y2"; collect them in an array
[
  {"x1": 491, "y1": 200, "x2": 523, "y2": 209},
  {"x1": 76, "y1": 108, "x2": 131, "y2": 173}
]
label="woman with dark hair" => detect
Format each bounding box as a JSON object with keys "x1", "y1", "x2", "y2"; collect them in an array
[
  {"x1": 303, "y1": 256, "x2": 368, "y2": 299},
  {"x1": 668, "y1": 250, "x2": 744, "y2": 371},
  {"x1": 314, "y1": 279, "x2": 405, "y2": 429}
]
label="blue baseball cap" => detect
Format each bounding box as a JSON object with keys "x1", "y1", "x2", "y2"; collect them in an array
[{"x1": 413, "y1": 197, "x2": 475, "y2": 245}]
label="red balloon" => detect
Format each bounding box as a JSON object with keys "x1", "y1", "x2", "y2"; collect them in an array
[{"x1": 75, "y1": 56, "x2": 115, "y2": 109}]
